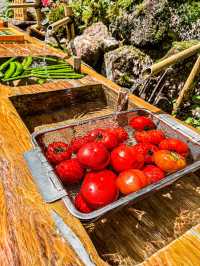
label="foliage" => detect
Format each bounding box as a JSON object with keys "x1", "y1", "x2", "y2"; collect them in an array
[
  {"x1": 176, "y1": 1, "x2": 200, "y2": 25},
  {"x1": 48, "y1": 4, "x2": 65, "y2": 23},
  {"x1": 70, "y1": 0, "x2": 135, "y2": 33},
  {"x1": 0, "y1": 0, "x2": 13, "y2": 19}
]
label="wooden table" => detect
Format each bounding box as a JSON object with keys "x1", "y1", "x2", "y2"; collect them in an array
[{"x1": 1, "y1": 25, "x2": 200, "y2": 266}]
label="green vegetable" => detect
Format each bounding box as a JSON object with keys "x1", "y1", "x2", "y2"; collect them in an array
[
  {"x1": 33, "y1": 73, "x2": 85, "y2": 79},
  {"x1": 33, "y1": 56, "x2": 61, "y2": 62},
  {"x1": 22, "y1": 56, "x2": 32, "y2": 69},
  {"x1": 0, "y1": 57, "x2": 16, "y2": 72},
  {"x1": 37, "y1": 79, "x2": 46, "y2": 84},
  {"x1": 2, "y1": 74, "x2": 31, "y2": 82},
  {"x1": 21, "y1": 57, "x2": 27, "y2": 66},
  {"x1": 31, "y1": 69, "x2": 75, "y2": 75},
  {"x1": 13, "y1": 62, "x2": 23, "y2": 77},
  {"x1": 4, "y1": 62, "x2": 17, "y2": 79},
  {"x1": 26, "y1": 64, "x2": 72, "y2": 71}
]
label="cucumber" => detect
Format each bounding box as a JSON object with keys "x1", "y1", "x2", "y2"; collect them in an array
[
  {"x1": 21, "y1": 57, "x2": 27, "y2": 66},
  {"x1": 22, "y1": 56, "x2": 32, "y2": 69},
  {"x1": 4, "y1": 62, "x2": 17, "y2": 79},
  {"x1": 13, "y1": 62, "x2": 23, "y2": 77},
  {"x1": 0, "y1": 57, "x2": 16, "y2": 72}
]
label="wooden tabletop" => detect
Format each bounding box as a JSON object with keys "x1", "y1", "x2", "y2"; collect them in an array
[{"x1": 1, "y1": 25, "x2": 200, "y2": 266}]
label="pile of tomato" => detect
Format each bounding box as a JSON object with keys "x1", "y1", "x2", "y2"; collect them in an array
[{"x1": 45, "y1": 115, "x2": 189, "y2": 213}]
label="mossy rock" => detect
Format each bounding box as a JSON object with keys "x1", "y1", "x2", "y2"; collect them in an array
[
  {"x1": 104, "y1": 45, "x2": 153, "y2": 89},
  {"x1": 110, "y1": 0, "x2": 170, "y2": 47},
  {"x1": 159, "y1": 40, "x2": 200, "y2": 61}
]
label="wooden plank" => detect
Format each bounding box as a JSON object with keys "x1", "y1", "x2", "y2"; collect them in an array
[{"x1": 1, "y1": 24, "x2": 200, "y2": 266}]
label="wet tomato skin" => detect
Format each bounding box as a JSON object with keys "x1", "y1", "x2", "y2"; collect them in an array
[
  {"x1": 46, "y1": 142, "x2": 72, "y2": 164},
  {"x1": 154, "y1": 150, "x2": 187, "y2": 172},
  {"x1": 135, "y1": 130, "x2": 165, "y2": 145},
  {"x1": 74, "y1": 193, "x2": 93, "y2": 213},
  {"x1": 116, "y1": 169, "x2": 148, "y2": 195},
  {"x1": 143, "y1": 165, "x2": 165, "y2": 184},
  {"x1": 77, "y1": 142, "x2": 110, "y2": 170},
  {"x1": 56, "y1": 158, "x2": 84, "y2": 184},
  {"x1": 70, "y1": 135, "x2": 94, "y2": 153},
  {"x1": 88, "y1": 128, "x2": 118, "y2": 150},
  {"x1": 159, "y1": 138, "x2": 189, "y2": 157},
  {"x1": 107, "y1": 127, "x2": 128, "y2": 143},
  {"x1": 129, "y1": 116, "x2": 156, "y2": 131},
  {"x1": 111, "y1": 144, "x2": 144, "y2": 173},
  {"x1": 133, "y1": 143, "x2": 158, "y2": 164},
  {"x1": 81, "y1": 170, "x2": 119, "y2": 209}
]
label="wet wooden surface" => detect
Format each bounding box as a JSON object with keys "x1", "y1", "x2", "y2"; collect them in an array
[{"x1": 1, "y1": 25, "x2": 200, "y2": 266}]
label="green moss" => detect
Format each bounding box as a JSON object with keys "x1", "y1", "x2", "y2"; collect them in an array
[
  {"x1": 154, "y1": 26, "x2": 166, "y2": 42},
  {"x1": 135, "y1": 2, "x2": 146, "y2": 17},
  {"x1": 172, "y1": 40, "x2": 200, "y2": 51}
]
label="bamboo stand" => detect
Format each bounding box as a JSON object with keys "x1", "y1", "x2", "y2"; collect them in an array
[{"x1": 13, "y1": 0, "x2": 27, "y2": 21}]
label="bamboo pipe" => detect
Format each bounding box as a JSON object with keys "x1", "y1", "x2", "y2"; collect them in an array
[
  {"x1": 143, "y1": 42, "x2": 200, "y2": 77},
  {"x1": 173, "y1": 55, "x2": 200, "y2": 115},
  {"x1": 48, "y1": 17, "x2": 71, "y2": 33}
]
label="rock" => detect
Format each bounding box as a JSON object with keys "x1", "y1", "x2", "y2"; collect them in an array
[
  {"x1": 104, "y1": 45, "x2": 153, "y2": 90},
  {"x1": 46, "y1": 36, "x2": 58, "y2": 47},
  {"x1": 68, "y1": 22, "x2": 119, "y2": 67},
  {"x1": 110, "y1": 0, "x2": 170, "y2": 47}
]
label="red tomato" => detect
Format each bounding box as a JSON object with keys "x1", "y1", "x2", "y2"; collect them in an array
[
  {"x1": 74, "y1": 193, "x2": 93, "y2": 213},
  {"x1": 133, "y1": 143, "x2": 158, "y2": 164},
  {"x1": 107, "y1": 127, "x2": 128, "y2": 143},
  {"x1": 154, "y1": 150, "x2": 187, "y2": 172},
  {"x1": 88, "y1": 128, "x2": 118, "y2": 150},
  {"x1": 81, "y1": 170, "x2": 119, "y2": 209},
  {"x1": 159, "y1": 138, "x2": 189, "y2": 157},
  {"x1": 111, "y1": 144, "x2": 144, "y2": 172},
  {"x1": 46, "y1": 142, "x2": 72, "y2": 164},
  {"x1": 56, "y1": 158, "x2": 84, "y2": 184},
  {"x1": 70, "y1": 135, "x2": 93, "y2": 153},
  {"x1": 129, "y1": 116, "x2": 156, "y2": 131},
  {"x1": 116, "y1": 169, "x2": 148, "y2": 195},
  {"x1": 143, "y1": 165, "x2": 165, "y2": 184},
  {"x1": 135, "y1": 129, "x2": 165, "y2": 145},
  {"x1": 77, "y1": 142, "x2": 110, "y2": 170},
  {"x1": 88, "y1": 128, "x2": 105, "y2": 139}
]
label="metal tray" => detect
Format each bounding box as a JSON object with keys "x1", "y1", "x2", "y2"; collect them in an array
[{"x1": 24, "y1": 108, "x2": 200, "y2": 221}]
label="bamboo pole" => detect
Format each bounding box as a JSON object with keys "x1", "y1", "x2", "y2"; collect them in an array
[
  {"x1": 143, "y1": 43, "x2": 200, "y2": 77},
  {"x1": 173, "y1": 55, "x2": 200, "y2": 115},
  {"x1": 48, "y1": 17, "x2": 71, "y2": 32}
]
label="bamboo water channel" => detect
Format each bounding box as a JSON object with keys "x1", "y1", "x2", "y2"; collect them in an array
[{"x1": 1, "y1": 24, "x2": 200, "y2": 266}]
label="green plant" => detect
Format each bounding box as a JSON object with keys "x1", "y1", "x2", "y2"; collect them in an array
[{"x1": 70, "y1": 0, "x2": 135, "y2": 33}]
